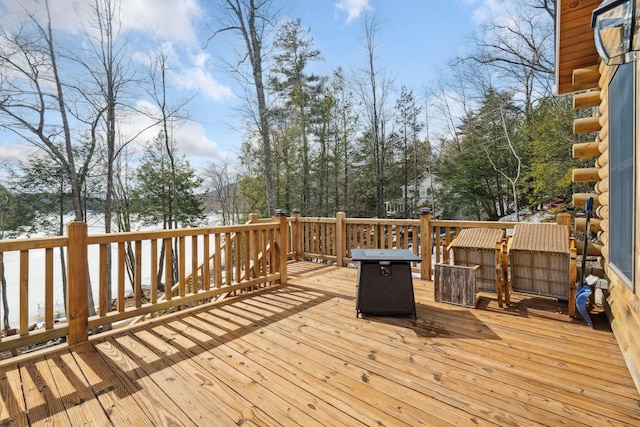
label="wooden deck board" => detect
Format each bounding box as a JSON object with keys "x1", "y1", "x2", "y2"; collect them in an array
[
  {"x1": 112, "y1": 331, "x2": 239, "y2": 426},
  {"x1": 71, "y1": 342, "x2": 157, "y2": 426},
  {"x1": 94, "y1": 337, "x2": 198, "y2": 426},
  {"x1": 246, "y1": 295, "x2": 552, "y2": 422},
  {"x1": 240, "y1": 290, "x2": 592, "y2": 426},
  {"x1": 0, "y1": 364, "x2": 28, "y2": 426},
  {"x1": 208, "y1": 304, "x2": 455, "y2": 426},
  {"x1": 22, "y1": 356, "x2": 74, "y2": 426},
  {"x1": 156, "y1": 317, "x2": 368, "y2": 427},
  {"x1": 216, "y1": 298, "x2": 505, "y2": 426},
  {"x1": 0, "y1": 261, "x2": 639, "y2": 426}
]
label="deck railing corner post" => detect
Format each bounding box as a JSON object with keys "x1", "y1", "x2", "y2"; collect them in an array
[
  {"x1": 336, "y1": 212, "x2": 346, "y2": 267},
  {"x1": 419, "y1": 209, "x2": 433, "y2": 280},
  {"x1": 556, "y1": 212, "x2": 572, "y2": 233},
  {"x1": 276, "y1": 209, "x2": 288, "y2": 285},
  {"x1": 292, "y1": 209, "x2": 301, "y2": 260},
  {"x1": 67, "y1": 221, "x2": 89, "y2": 345}
]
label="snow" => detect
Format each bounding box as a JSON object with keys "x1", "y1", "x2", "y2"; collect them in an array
[{"x1": 498, "y1": 210, "x2": 554, "y2": 223}]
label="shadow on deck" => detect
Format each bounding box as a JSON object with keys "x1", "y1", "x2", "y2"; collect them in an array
[{"x1": 0, "y1": 261, "x2": 638, "y2": 426}]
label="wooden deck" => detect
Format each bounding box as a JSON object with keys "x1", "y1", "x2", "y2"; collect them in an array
[{"x1": 1, "y1": 261, "x2": 639, "y2": 426}]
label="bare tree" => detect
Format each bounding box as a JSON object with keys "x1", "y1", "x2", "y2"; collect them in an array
[
  {"x1": 472, "y1": 0, "x2": 555, "y2": 113},
  {"x1": 206, "y1": 0, "x2": 280, "y2": 215},
  {"x1": 0, "y1": 0, "x2": 101, "y2": 319},
  {"x1": 74, "y1": 0, "x2": 127, "y2": 236},
  {"x1": 145, "y1": 46, "x2": 194, "y2": 286},
  {"x1": 532, "y1": 0, "x2": 555, "y2": 22},
  {"x1": 0, "y1": 0, "x2": 85, "y2": 221},
  {"x1": 352, "y1": 14, "x2": 394, "y2": 218},
  {"x1": 69, "y1": 0, "x2": 142, "y2": 320},
  {"x1": 205, "y1": 160, "x2": 243, "y2": 225},
  {"x1": 484, "y1": 107, "x2": 522, "y2": 221}
]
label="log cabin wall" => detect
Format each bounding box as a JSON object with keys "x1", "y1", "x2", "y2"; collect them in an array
[
  {"x1": 558, "y1": 0, "x2": 640, "y2": 392},
  {"x1": 596, "y1": 60, "x2": 640, "y2": 395}
]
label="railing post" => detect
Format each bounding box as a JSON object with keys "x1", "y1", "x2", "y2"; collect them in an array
[
  {"x1": 248, "y1": 213, "x2": 259, "y2": 224},
  {"x1": 67, "y1": 222, "x2": 89, "y2": 345},
  {"x1": 292, "y1": 209, "x2": 301, "y2": 261},
  {"x1": 556, "y1": 212, "x2": 572, "y2": 234},
  {"x1": 336, "y1": 212, "x2": 346, "y2": 267},
  {"x1": 276, "y1": 209, "x2": 288, "y2": 286},
  {"x1": 419, "y1": 208, "x2": 433, "y2": 280}
]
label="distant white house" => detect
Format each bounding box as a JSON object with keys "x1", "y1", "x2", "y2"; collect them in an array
[{"x1": 385, "y1": 172, "x2": 439, "y2": 218}]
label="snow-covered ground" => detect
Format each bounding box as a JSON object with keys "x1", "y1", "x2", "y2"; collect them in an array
[
  {"x1": 498, "y1": 209, "x2": 555, "y2": 223},
  {"x1": 1, "y1": 212, "x2": 222, "y2": 327}
]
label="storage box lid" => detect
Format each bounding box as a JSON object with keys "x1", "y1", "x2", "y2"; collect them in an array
[
  {"x1": 449, "y1": 228, "x2": 505, "y2": 250},
  {"x1": 509, "y1": 223, "x2": 569, "y2": 254}
]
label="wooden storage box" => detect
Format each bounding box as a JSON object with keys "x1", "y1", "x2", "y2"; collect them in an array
[
  {"x1": 434, "y1": 263, "x2": 480, "y2": 308},
  {"x1": 449, "y1": 228, "x2": 505, "y2": 292},
  {"x1": 509, "y1": 223, "x2": 571, "y2": 300}
]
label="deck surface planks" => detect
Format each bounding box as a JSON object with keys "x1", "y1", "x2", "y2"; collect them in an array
[{"x1": 0, "y1": 261, "x2": 639, "y2": 426}]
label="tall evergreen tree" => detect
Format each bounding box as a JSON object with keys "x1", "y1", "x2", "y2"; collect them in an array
[
  {"x1": 522, "y1": 95, "x2": 578, "y2": 206},
  {"x1": 395, "y1": 86, "x2": 424, "y2": 218},
  {"x1": 269, "y1": 18, "x2": 323, "y2": 213},
  {"x1": 132, "y1": 134, "x2": 204, "y2": 229},
  {"x1": 131, "y1": 133, "x2": 204, "y2": 288},
  {"x1": 438, "y1": 89, "x2": 524, "y2": 220},
  {"x1": 327, "y1": 68, "x2": 358, "y2": 215}
]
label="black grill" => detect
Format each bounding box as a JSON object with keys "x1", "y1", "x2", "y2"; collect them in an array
[{"x1": 351, "y1": 249, "x2": 420, "y2": 318}]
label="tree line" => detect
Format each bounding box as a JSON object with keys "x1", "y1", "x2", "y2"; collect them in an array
[{"x1": 226, "y1": 0, "x2": 588, "y2": 221}]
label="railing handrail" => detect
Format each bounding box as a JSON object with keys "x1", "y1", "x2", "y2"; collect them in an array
[
  {"x1": 85, "y1": 222, "x2": 273, "y2": 244},
  {"x1": 286, "y1": 211, "x2": 572, "y2": 281},
  {"x1": 0, "y1": 235, "x2": 67, "y2": 251},
  {"x1": 342, "y1": 218, "x2": 419, "y2": 225}
]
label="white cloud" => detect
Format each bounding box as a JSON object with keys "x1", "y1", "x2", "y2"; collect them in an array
[
  {"x1": 117, "y1": 0, "x2": 202, "y2": 43},
  {"x1": 336, "y1": 0, "x2": 371, "y2": 23},
  {"x1": 171, "y1": 53, "x2": 234, "y2": 102},
  {"x1": 0, "y1": 0, "x2": 201, "y2": 43},
  {"x1": 120, "y1": 100, "x2": 229, "y2": 164},
  {"x1": 192, "y1": 52, "x2": 210, "y2": 69},
  {"x1": 467, "y1": 0, "x2": 514, "y2": 26},
  {"x1": 174, "y1": 121, "x2": 228, "y2": 162},
  {"x1": 0, "y1": 141, "x2": 38, "y2": 165},
  {"x1": 131, "y1": 46, "x2": 234, "y2": 103}
]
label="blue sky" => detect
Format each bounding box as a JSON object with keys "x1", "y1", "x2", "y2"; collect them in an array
[{"x1": 0, "y1": 0, "x2": 506, "y2": 172}]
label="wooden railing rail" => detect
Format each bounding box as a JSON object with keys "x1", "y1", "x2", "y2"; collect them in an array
[
  {"x1": 84, "y1": 220, "x2": 286, "y2": 335},
  {"x1": 287, "y1": 211, "x2": 573, "y2": 281},
  {"x1": 177, "y1": 213, "x2": 274, "y2": 300},
  {"x1": 0, "y1": 215, "x2": 288, "y2": 354},
  {"x1": 0, "y1": 236, "x2": 70, "y2": 353}
]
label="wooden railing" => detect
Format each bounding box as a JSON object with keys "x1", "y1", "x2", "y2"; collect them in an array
[
  {"x1": 0, "y1": 213, "x2": 289, "y2": 353},
  {"x1": 287, "y1": 211, "x2": 573, "y2": 280},
  {"x1": 0, "y1": 235, "x2": 70, "y2": 353},
  {"x1": 0, "y1": 209, "x2": 574, "y2": 355}
]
